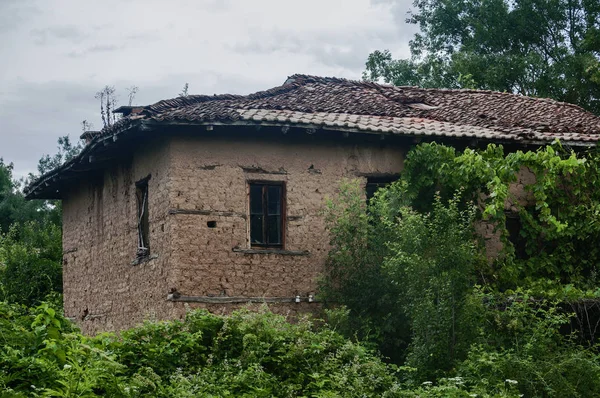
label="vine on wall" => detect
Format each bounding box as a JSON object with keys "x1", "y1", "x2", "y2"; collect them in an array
[{"x1": 401, "y1": 141, "x2": 600, "y2": 296}]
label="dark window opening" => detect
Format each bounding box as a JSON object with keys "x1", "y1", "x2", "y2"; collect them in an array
[
  {"x1": 249, "y1": 182, "x2": 284, "y2": 247},
  {"x1": 207, "y1": 221, "x2": 217, "y2": 228},
  {"x1": 136, "y1": 176, "x2": 150, "y2": 257},
  {"x1": 506, "y1": 212, "x2": 527, "y2": 259},
  {"x1": 366, "y1": 176, "x2": 398, "y2": 202}
]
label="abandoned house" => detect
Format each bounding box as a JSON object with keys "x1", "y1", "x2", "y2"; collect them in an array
[{"x1": 25, "y1": 74, "x2": 600, "y2": 333}]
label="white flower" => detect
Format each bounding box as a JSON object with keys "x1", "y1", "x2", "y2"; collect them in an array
[
  {"x1": 505, "y1": 379, "x2": 518, "y2": 385},
  {"x1": 421, "y1": 381, "x2": 433, "y2": 386}
]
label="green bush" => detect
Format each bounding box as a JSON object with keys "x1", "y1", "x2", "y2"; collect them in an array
[
  {"x1": 322, "y1": 179, "x2": 484, "y2": 376},
  {"x1": 446, "y1": 290, "x2": 600, "y2": 397},
  {"x1": 0, "y1": 221, "x2": 62, "y2": 306},
  {"x1": 382, "y1": 194, "x2": 482, "y2": 380},
  {"x1": 0, "y1": 301, "x2": 123, "y2": 397},
  {"x1": 320, "y1": 143, "x2": 600, "y2": 396},
  {"x1": 320, "y1": 179, "x2": 411, "y2": 362},
  {"x1": 0, "y1": 302, "x2": 408, "y2": 397}
]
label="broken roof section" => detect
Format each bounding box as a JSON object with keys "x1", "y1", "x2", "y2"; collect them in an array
[
  {"x1": 25, "y1": 74, "x2": 600, "y2": 199},
  {"x1": 128, "y1": 74, "x2": 600, "y2": 141}
]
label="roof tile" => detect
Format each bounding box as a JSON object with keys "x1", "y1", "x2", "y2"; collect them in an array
[{"x1": 103, "y1": 74, "x2": 599, "y2": 144}]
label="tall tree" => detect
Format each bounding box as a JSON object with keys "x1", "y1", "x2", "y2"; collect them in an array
[
  {"x1": 365, "y1": 0, "x2": 600, "y2": 114},
  {"x1": 0, "y1": 160, "x2": 45, "y2": 233},
  {"x1": 36, "y1": 135, "x2": 83, "y2": 176}
]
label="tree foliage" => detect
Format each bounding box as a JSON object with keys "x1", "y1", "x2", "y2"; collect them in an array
[
  {"x1": 35, "y1": 135, "x2": 84, "y2": 177},
  {"x1": 400, "y1": 142, "x2": 600, "y2": 293},
  {"x1": 365, "y1": 0, "x2": 600, "y2": 114},
  {"x1": 0, "y1": 133, "x2": 79, "y2": 307},
  {"x1": 321, "y1": 143, "x2": 600, "y2": 396},
  {"x1": 0, "y1": 160, "x2": 58, "y2": 234},
  {"x1": 0, "y1": 221, "x2": 62, "y2": 306}
]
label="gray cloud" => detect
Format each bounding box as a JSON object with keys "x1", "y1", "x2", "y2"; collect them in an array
[
  {"x1": 0, "y1": 0, "x2": 416, "y2": 178},
  {"x1": 0, "y1": 72, "x2": 269, "y2": 178},
  {"x1": 0, "y1": 0, "x2": 41, "y2": 33},
  {"x1": 67, "y1": 44, "x2": 123, "y2": 58},
  {"x1": 370, "y1": 0, "x2": 418, "y2": 32},
  {"x1": 0, "y1": 81, "x2": 99, "y2": 177},
  {"x1": 31, "y1": 25, "x2": 87, "y2": 45},
  {"x1": 230, "y1": 27, "x2": 401, "y2": 72}
]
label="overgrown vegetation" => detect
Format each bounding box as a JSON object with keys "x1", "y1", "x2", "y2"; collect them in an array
[
  {"x1": 0, "y1": 304, "x2": 400, "y2": 397},
  {"x1": 320, "y1": 142, "x2": 600, "y2": 397},
  {"x1": 0, "y1": 155, "x2": 63, "y2": 307},
  {"x1": 4, "y1": 130, "x2": 600, "y2": 396}
]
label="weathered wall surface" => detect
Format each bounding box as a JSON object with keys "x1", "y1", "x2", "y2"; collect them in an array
[
  {"x1": 61, "y1": 126, "x2": 540, "y2": 333},
  {"x1": 475, "y1": 167, "x2": 537, "y2": 260},
  {"x1": 167, "y1": 132, "x2": 404, "y2": 317},
  {"x1": 62, "y1": 139, "x2": 174, "y2": 334},
  {"x1": 63, "y1": 130, "x2": 405, "y2": 333}
]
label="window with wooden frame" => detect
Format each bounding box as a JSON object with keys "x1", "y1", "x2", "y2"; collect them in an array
[
  {"x1": 135, "y1": 176, "x2": 150, "y2": 257},
  {"x1": 249, "y1": 182, "x2": 285, "y2": 248}
]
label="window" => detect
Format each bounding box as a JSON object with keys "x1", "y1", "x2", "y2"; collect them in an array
[
  {"x1": 505, "y1": 212, "x2": 528, "y2": 260},
  {"x1": 249, "y1": 182, "x2": 284, "y2": 247},
  {"x1": 136, "y1": 176, "x2": 150, "y2": 257},
  {"x1": 366, "y1": 176, "x2": 398, "y2": 202}
]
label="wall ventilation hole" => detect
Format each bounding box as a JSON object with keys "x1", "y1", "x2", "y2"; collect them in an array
[{"x1": 207, "y1": 221, "x2": 217, "y2": 228}]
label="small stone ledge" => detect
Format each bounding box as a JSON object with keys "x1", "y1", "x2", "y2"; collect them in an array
[
  {"x1": 232, "y1": 247, "x2": 310, "y2": 256},
  {"x1": 131, "y1": 253, "x2": 159, "y2": 266},
  {"x1": 167, "y1": 295, "x2": 318, "y2": 304}
]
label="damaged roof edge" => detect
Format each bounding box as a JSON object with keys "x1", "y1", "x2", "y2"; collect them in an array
[
  {"x1": 24, "y1": 119, "x2": 140, "y2": 199},
  {"x1": 24, "y1": 117, "x2": 598, "y2": 200}
]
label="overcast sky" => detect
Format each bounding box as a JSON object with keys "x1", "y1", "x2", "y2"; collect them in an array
[{"x1": 0, "y1": 0, "x2": 416, "y2": 178}]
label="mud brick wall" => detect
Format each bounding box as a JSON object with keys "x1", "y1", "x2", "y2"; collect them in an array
[
  {"x1": 62, "y1": 131, "x2": 405, "y2": 333},
  {"x1": 61, "y1": 128, "x2": 536, "y2": 334},
  {"x1": 167, "y1": 133, "x2": 404, "y2": 315},
  {"x1": 62, "y1": 139, "x2": 174, "y2": 334}
]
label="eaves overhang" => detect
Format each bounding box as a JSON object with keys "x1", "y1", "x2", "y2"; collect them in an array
[{"x1": 24, "y1": 114, "x2": 599, "y2": 200}]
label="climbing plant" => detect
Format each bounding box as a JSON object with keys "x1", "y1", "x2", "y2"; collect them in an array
[
  {"x1": 400, "y1": 141, "x2": 600, "y2": 294},
  {"x1": 322, "y1": 142, "x2": 600, "y2": 389}
]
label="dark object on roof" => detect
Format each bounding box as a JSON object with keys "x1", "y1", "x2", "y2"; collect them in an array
[
  {"x1": 25, "y1": 74, "x2": 600, "y2": 199},
  {"x1": 113, "y1": 106, "x2": 145, "y2": 117},
  {"x1": 79, "y1": 130, "x2": 101, "y2": 144}
]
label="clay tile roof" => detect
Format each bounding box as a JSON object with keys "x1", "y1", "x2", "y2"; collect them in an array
[
  {"x1": 107, "y1": 73, "x2": 600, "y2": 143},
  {"x1": 25, "y1": 74, "x2": 600, "y2": 199}
]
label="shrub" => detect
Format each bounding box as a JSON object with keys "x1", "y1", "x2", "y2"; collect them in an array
[
  {"x1": 382, "y1": 194, "x2": 482, "y2": 380},
  {"x1": 0, "y1": 302, "x2": 406, "y2": 397},
  {"x1": 0, "y1": 221, "x2": 62, "y2": 306},
  {"x1": 457, "y1": 290, "x2": 600, "y2": 398}
]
